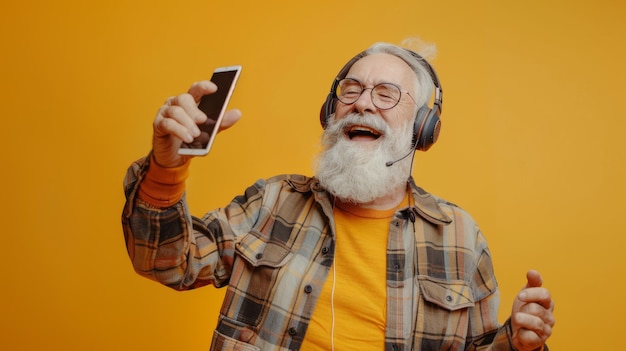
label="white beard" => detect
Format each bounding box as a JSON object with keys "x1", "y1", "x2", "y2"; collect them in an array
[{"x1": 314, "y1": 113, "x2": 415, "y2": 204}]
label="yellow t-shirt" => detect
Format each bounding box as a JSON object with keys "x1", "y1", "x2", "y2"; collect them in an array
[{"x1": 300, "y1": 197, "x2": 407, "y2": 350}]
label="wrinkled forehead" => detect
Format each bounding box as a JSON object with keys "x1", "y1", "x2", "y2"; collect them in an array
[{"x1": 346, "y1": 53, "x2": 417, "y2": 89}]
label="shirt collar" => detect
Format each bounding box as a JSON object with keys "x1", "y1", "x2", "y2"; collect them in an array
[
  {"x1": 407, "y1": 177, "x2": 453, "y2": 226},
  {"x1": 285, "y1": 175, "x2": 452, "y2": 226}
]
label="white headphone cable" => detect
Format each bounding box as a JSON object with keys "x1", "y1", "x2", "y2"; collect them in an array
[{"x1": 330, "y1": 255, "x2": 337, "y2": 351}]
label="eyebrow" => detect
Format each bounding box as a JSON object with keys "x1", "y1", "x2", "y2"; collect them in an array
[{"x1": 344, "y1": 76, "x2": 404, "y2": 89}]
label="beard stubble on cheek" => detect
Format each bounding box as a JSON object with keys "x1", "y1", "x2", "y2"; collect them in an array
[{"x1": 313, "y1": 114, "x2": 415, "y2": 204}]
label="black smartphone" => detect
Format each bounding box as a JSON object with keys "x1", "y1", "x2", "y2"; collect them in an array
[{"x1": 178, "y1": 65, "x2": 242, "y2": 156}]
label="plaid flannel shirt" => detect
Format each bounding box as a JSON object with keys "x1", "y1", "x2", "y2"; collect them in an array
[{"x1": 122, "y1": 155, "x2": 517, "y2": 350}]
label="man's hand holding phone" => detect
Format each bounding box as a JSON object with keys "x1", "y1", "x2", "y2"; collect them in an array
[{"x1": 152, "y1": 76, "x2": 242, "y2": 168}]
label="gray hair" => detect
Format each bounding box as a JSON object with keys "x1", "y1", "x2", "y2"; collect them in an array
[{"x1": 363, "y1": 42, "x2": 437, "y2": 109}]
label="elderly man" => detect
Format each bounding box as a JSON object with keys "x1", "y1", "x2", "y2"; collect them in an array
[{"x1": 122, "y1": 42, "x2": 555, "y2": 351}]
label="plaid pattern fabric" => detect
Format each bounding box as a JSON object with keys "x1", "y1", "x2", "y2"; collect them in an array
[{"x1": 122, "y1": 155, "x2": 517, "y2": 350}]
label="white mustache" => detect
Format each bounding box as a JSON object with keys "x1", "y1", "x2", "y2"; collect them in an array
[{"x1": 329, "y1": 113, "x2": 390, "y2": 136}]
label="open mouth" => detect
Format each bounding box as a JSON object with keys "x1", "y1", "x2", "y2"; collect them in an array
[{"x1": 345, "y1": 125, "x2": 383, "y2": 141}]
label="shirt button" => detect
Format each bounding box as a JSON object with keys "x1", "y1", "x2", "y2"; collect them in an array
[
  {"x1": 445, "y1": 295, "x2": 453, "y2": 302},
  {"x1": 255, "y1": 253, "x2": 263, "y2": 260},
  {"x1": 321, "y1": 247, "x2": 329, "y2": 254},
  {"x1": 304, "y1": 285, "x2": 313, "y2": 294},
  {"x1": 288, "y1": 327, "x2": 297, "y2": 336}
]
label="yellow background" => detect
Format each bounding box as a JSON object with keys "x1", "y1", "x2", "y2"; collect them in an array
[{"x1": 1, "y1": 0, "x2": 624, "y2": 350}]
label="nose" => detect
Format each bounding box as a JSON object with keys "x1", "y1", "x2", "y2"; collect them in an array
[{"x1": 352, "y1": 88, "x2": 378, "y2": 115}]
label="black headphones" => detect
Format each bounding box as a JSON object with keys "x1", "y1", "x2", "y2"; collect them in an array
[{"x1": 319, "y1": 48, "x2": 443, "y2": 151}]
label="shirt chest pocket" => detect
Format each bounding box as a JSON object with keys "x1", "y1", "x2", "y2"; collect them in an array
[
  {"x1": 415, "y1": 276, "x2": 476, "y2": 349},
  {"x1": 235, "y1": 230, "x2": 293, "y2": 268},
  {"x1": 225, "y1": 231, "x2": 294, "y2": 327},
  {"x1": 417, "y1": 275, "x2": 475, "y2": 311}
]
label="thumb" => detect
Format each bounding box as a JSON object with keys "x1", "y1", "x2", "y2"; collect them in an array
[
  {"x1": 219, "y1": 109, "x2": 242, "y2": 131},
  {"x1": 525, "y1": 269, "x2": 543, "y2": 288}
]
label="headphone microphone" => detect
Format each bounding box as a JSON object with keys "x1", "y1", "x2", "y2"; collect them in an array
[{"x1": 385, "y1": 147, "x2": 417, "y2": 167}]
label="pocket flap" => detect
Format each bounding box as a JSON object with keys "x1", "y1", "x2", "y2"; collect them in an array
[
  {"x1": 211, "y1": 330, "x2": 260, "y2": 351},
  {"x1": 417, "y1": 276, "x2": 475, "y2": 311},
  {"x1": 235, "y1": 231, "x2": 293, "y2": 268}
]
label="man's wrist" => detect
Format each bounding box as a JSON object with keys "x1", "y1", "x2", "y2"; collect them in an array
[{"x1": 137, "y1": 154, "x2": 190, "y2": 207}]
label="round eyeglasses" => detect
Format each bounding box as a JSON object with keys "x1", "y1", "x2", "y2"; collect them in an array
[{"x1": 335, "y1": 78, "x2": 414, "y2": 110}]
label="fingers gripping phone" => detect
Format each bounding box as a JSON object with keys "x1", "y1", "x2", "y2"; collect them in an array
[{"x1": 178, "y1": 65, "x2": 242, "y2": 156}]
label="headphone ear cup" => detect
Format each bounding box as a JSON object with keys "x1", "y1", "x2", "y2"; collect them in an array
[
  {"x1": 320, "y1": 93, "x2": 335, "y2": 129},
  {"x1": 413, "y1": 105, "x2": 441, "y2": 151},
  {"x1": 320, "y1": 55, "x2": 363, "y2": 130},
  {"x1": 413, "y1": 106, "x2": 429, "y2": 148}
]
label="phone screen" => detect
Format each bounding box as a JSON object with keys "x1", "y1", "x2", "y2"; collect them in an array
[{"x1": 179, "y1": 66, "x2": 241, "y2": 155}]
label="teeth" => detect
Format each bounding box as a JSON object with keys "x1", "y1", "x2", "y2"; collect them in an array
[
  {"x1": 346, "y1": 125, "x2": 382, "y2": 140},
  {"x1": 348, "y1": 126, "x2": 380, "y2": 136}
]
